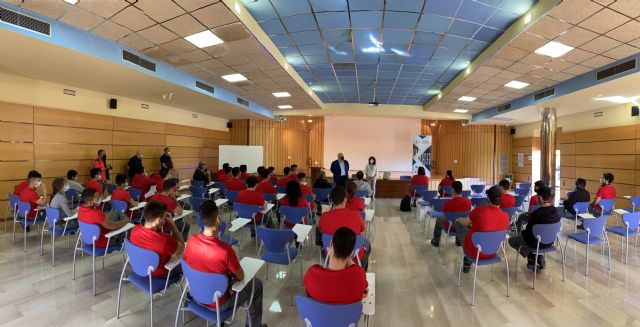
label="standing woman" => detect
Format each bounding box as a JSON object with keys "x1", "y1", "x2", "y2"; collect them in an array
[{"x1": 365, "y1": 156, "x2": 378, "y2": 197}]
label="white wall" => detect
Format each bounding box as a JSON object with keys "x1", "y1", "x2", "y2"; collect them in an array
[{"x1": 323, "y1": 116, "x2": 421, "y2": 173}]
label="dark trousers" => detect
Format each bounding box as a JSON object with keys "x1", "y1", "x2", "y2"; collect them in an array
[
  {"x1": 334, "y1": 176, "x2": 347, "y2": 187},
  {"x1": 218, "y1": 278, "x2": 264, "y2": 327},
  {"x1": 432, "y1": 217, "x2": 459, "y2": 243}
]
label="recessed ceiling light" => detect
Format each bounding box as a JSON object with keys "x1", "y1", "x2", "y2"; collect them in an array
[
  {"x1": 504, "y1": 80, "x2": 530, "y2": 89},
  {"x1": 184, "y1": 30, "x2": 223, "y2": 48},
  {"x1": 453, "y1": 109, "x2": 469, "y2": 113},
  {"x1": 430, "y1": 122, "x2": 436, "y2": 126},
  {"x1": 278, "y1": 105, "x2": 293, "y2": 109},
  {"x1": 64, "y1": 0, "x2": 79, "y2": 4},
  {"x1": 222, "y1": 73, "x2": 247, "y2": 83},
  {"x1": 272, "y1": 92, "x2": 291, "y2": 98},
  {"x1": 535, "y1": 41, "x2": 574, "y2": 58},
  {"x1": 426, "y1": 89, "x2": 440, "y2": 95},
  {"x1": 307, "y1": 119, "x2": 313, "y2": 123},
  {"x1": 458, "y1": 96, "x2": 476, "y2": 102}
]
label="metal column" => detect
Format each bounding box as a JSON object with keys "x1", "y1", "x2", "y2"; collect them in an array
[{"x1": 540, "y1": 107, "x2": 557, "y2": 191}]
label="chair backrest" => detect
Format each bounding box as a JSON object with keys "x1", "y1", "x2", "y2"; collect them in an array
[
  {"x1": 16, "y1": 200, "x2": 31, "y2": 219},
  {"x1": 215, "y1": 182, "x2": 227, "y2": 192},
  {"x1": 124, "y1": 238, "x2": 159, "y2": 277},
  {"x1": 78, "y1": 221, "x2": 101, "y2": 246},
  {"x1": 531, "y1": 221, "x2": 562, "y2": 244},
  {"x1": 517, "y1": 183, "x2": 531, "y2": 190},
  {"x1": 226, "y1": 190, "x2": 239, "y2": 203},
  {"x1": 105, "y1": 183, "x2": 117, "y2": 194},
  {"x1": 622, "y1": 212, "x2": 640, "y2": 230},
  {"x1": 417, "y1": 190, "x2": 438, "y2": 200},
  {"x1": 304, "y1": 194, "x2": 314, "y2": 204},
  {"x1": 430, "y1": 198, "x2": 447, "y2": 212},
  {"x1": 262, "y1": 193, "x2": 276, "y2": 202},
  {"x1": 599, "y1": 198, "x2": 615, "y2": 213},
  {"x1": 276, "y1": 186, "x2": 287, "y2": 194},
  {"x1": 470, "y1": 230, "x2": 507, "y2": 255},
  {"x1": 412, "y1": 184, "x2": 428, "y2": 193},
  {"x1": 471, "y1": 197, "x2": 488, "y2": 207},
  {"x1": 583, "y1": 215, "x2": 606, "y2": 236},
  {"x1": 8, "y1": 193, "x2": 19, "y2": 208},
  {"x1": 312, "y1": 188, "x2": 331, "y2": 202},
  {"x1": 233, "y1": 202, "x2": 260, "y2": 219},
  {"x1": 190, "y1": 186, "x2": 207, "y2": 199},
  {"x1": 514, "y1": 195, "x2": 525, "y2": 207},
  {"x1": 444, "y1": 211, "x2": 469, "y2": 224},
  {"x1": 111, "y1": 199, "x2": 128, "y2": 213},
  {"x1": 44, "y1": 206, "x2": 60, "y2": 226},
  {"x1": 515, "y1": 188, "x2": 529, "y2": 196},
  {"x1": 271, "y1": 178, "x2": 277, "y2": 185},
  {"x1": 399, "y1": 175, "x2": 411, "y2": 180},
  {"x1": 354, "y1": 190, "x2": 368, "y2": 198},
  {"x1": 441, "y1": 185, "x2": 453, "y2": 195},
  {"x1": 461, "y1": 190, "x2": 471, "y2": 198},
  {"x1": 321, "y1": 234, "x2": 365, "y2": 258},
  {"x1": 502, "y1": 207, "x2": 517, "y2": 219},
  {"x1": 65, "y1": 188, "x2": 79, "y2": 202},
  {"x1": 219, "y1": 221, "x2": 227, "y2": 235},
  {"x1": 257, "y1": 226, "x2": 295, "y2": 253},
  {"x1": 573, "y1": 201, "x2": 590, "y2": 214},
  {"x1": 170, "y1": 178, "x2": 180, "y2": 185},
  {"x1": 470, "y1": 184, "x2": 485, "y2": 194},
  {"x1": 189, "y1": 197, "x2": 206, "y2": 213},
  {"x1": 280, "y1": 205, "x2": 309, "y2": 225},
  {"x1": 129, "y1": 188, "x2": 142, "y2": 201},
  {"x1": 191, "y1": 180, "x2": 205, "y2": 188},
  {"x1": 296, "y1": 295, "x2": 363, "y2": 327},
  {"x1": 181, "y1": 260, "x2": 228, "y2": 306},
  {"x1": 630, "y1": 196, "x2": 640, "y2": 209}
]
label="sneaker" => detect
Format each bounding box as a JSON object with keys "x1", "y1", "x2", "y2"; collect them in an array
[
  {"x1": 526, "y1": 254, "x2": 536, "y2": 271},
  {"x1": 430, "y1": 239, "x2": 440, "y2": 247},
  {"x1": 526, "y1": 260, "x2": 535, "y2": 271},
  {"x1": 537, "y1": 255, "x2": 546, "y2": 270},
  {"x1": 463, "y1": 257, "x2": 471, "y2": 273},
  {"x1": 455, "y1": 239, "x2": 462, "y2": 247}
]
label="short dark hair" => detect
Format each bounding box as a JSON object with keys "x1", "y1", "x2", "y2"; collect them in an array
[
  {"x1": 81, "y1": 188, "x2": 97, "y2": 204},
  {"x1": 223, "y1": 166, "x2": 231, "y2": 174},
  {"x1": 356, "y1": 171, "x2": 364, "y2": 180},
  {"x1": 330, "y1": 186, "x2": 347, "y2": 206},
  {"x1": 603, "y1": 172, "x2": 614, "y2": 184},
  {"x1": 164, "y1": 147, "x2": 170, "y2": 152},
  {"x1": 452, "y1": 181, "x2": 463, "y2": 194},
  {"x1": 222, "y1": 163, "x2": 230, "y2": 169},
  {"x1": 143, "y1": 200, "x2": 168, "y2": 222},
  {"x1": 199, "y1": 200, "x2": 219, "y2": 227},
  {"x1": 27, "y1": 170, "x2": 42, "y2": 180},
  {"x1": 537, "y1": 186, "x2": 552, "y2": 201},
  {"x1": 240, "y1": 164, "x2": 247, "y2": 173},
  {"x1": 90, "y1": 168, "x2": 101, "y2": 178},
  {"x1": 231, "y1": 167, "x2": 240, "y2": 177},
  {"x1": 290, "y1": 164, "x2": 298, "y2": 172},
  {"x1": 486, "y1": 186, "x2": 502, "y2": 206},
  {"x1": 246, "y1": 176, "x2": 258, "y2": 188},
  {"x1": 97, "y1": 149, "x2": 105, "y2": 155},
  {"x1": 268, "y1": 167, "x2": 275, "y2": 173},
  {"x1": 331, "y1": 227, "x2": 356, "y2": 260},
  {"x1": 297, "y1": 172, "x2": 306, "y2": 180},
  {"x1": 257, "y1": 166, "x2": 265, "y2": 175},
  {"x1": 417, "y1": 167, "x2": 426, "y2": 175},
  {"x1": 159, "y1": 168, "x2": 170, "y2": 178},
  {"x1": 67, "y1": 170, "x2": 78, "y2": 180},
  {"x1": 534, "y1": 180, "x2": 546, "y2": 190},
  {"x1": 260, "y1": 168, "x2": 270, "y2": 179},
  {"x1": 162, "y1": 179, "x2": 176, "y2": 192},
  {"x1": 575, "y1": 178, "x2": 586, "y2": 190},
  {"x1": 115, "y1": 174, "x2": 127, "y2": 186},
  {"x1": 198, "y1": 162, "x2": 207, "y2": 170},
  {"x1": 283, "y1": 167, "x2": 291, "y2": 175},
  {"x1": 499, "y1": 179, "x2": 510, "y2": 190}
]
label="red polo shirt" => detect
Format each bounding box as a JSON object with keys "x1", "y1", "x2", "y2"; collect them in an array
[
  {"x1": 78, "y1": 206, "x2": 112, "y2": 248},
  {"x1": 500, "y1": 193, "x2": 515, "y2": 209},
  {"x1": 276, "y1": 176, "x2": 290, "y2": 187},
  {"x1": 240, "y1": 172, "x2": 251, "y2": 180},
  {"x1": 595, "y1": 184, "x2": 616, "y2": 211},
  {"x1": 288, "y1": 173, "x2": 298, "y2": 181},
  {"x1": 300, "y1": 183, "x2": 316, "y2": 210},
  {"x1": 218, "y1": 174, "x2": 229, "y2": 183},
  {"x1": 14, "y1": 180, "x2": 28, "y2": 195},
  {"x1": 131, "y1": 174, "x2": 155, "y2": 199},
  {"x1": 183, "y1": 234, "x2": 241, "y2": 308},
  {"x1": 93, "y1": 158, "x2": 106, "y2": 181},
  {"x1": 19, "y1": 186, "x2": 40, "y2": 219},
  {"x1": 270, "y1": 175, "x2": 278, "y2": 184},
  {"x1": 237, "y1": 189, "x2": 264, "y2": 223},
  {"x1": 150, "y1": 193, "x2": 178, "y2": 213},
  {"x1": 319, "y1": 208, "x2": 366, "y2": 259},
  {"x1": 85, "y1": 179, "x2": 103, "y2": 195},
  {"x1": 304, "y1": 264, "x2": 368, "y2": 305},
  {"x1": 463, "y1": 205, "x2": 509, "y2": 259},
  {"x1": 216, "y1": 169, "x2": 225, "y2": 181},
  {"x1": 346, "y1": 195, "x2": 365, "y2": 212},
  {"x1": 226, "y1": 177, "x2": 247, "y2": 191},
  {"x1": 410, "y1": 175, "x2": 429, "y2": 195},
  {"x1": 130, "y1": 225, "x2": 178, "y2": 277},
  {"x1": 156, "y1": 179, "x2": 166, "y2": 195},
  {"x1": 112, "y1": 188, "x2": 133, "y2": 216},
  {"x1": 255, "y1": 181, "x2": 276, "y2": 194},
  {"x1": 443, "y1": 196, "x2": 472, "y2": 230}
]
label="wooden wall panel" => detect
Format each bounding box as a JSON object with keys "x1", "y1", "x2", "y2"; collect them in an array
[
  {"x1": 113, "y1": 117, "x2": 165, "y2": 134},
  {"x1": 113, "y1": 131, "x2": 166, "y2": 146},
  {"x1": 0, "y1": 143, "x2": 33, "y2": 161},
  {"x1": 230, "y1": 119, "x2": 249, "y2": 145},
  {"x1": 112, "y1": 145, "x2": 165, "y2": 160},
  {"x1": 575, "y1": 125, "x2": 635, "y2": 143},
  {"x1": 34, "y1": 125, "x2": 112, "y2": 145},
  {"x1": 34, "y1": 160, "x2": 93, "y2": 178},
  {"x1": 166, "y1": 135, "x2": 204, "y2": 147},
  {"x1": 35, "y1": 144, "x2": 113, "y2": 161},
  {"x1": 574, "y1": 155, "x2": 635, "y2": 169},
  {"x1": 34, "y1": 107, "x2": 113, "y2": 130},
  {"x1": 166, "y1": 123, "x2": 204, "y2": 137},
  {"x1": 0, "y1": 122, "x2": 33, "y2": 142},
  {"x1": 575, "y1": 140, "x2": 635, "y2": 155},
  {"x1": 0, "y1": 102, "x2": 33, "y2": 123},
  {"x1": 0, "y1": 162, "x2": 34, "y2": 180}
]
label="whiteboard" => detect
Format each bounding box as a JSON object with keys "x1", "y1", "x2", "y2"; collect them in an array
[{"x1": 218, "y1": 145, "x2": 264, "y2": 172}]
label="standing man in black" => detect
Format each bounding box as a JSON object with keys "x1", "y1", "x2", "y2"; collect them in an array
[
  {"x1": 160, "y1": 147, "x2": 174, "y2": 173},
  {"x1": 330, "y1": 152, "x2": 350, "y2": 187},
  {"x1": 127, "y1": 150, "x2": 144, "y2": 181}
]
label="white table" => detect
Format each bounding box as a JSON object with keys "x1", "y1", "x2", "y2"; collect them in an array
[
  {"x1": 363, "y1": 273, "x2": 375, "y2": 326},
  {"x1": 206, "y1": 182, "x2": 216, "y2": 187},
  {"x1": 105, "y1": 222, "x2": 134, "y2": 238},
  {"x1": 624, "y1": 195, "x2": 632, "y2": 199},
  {"x1": 578, "y1": 213, "x2": 596, "y2": 219},
  {"x1": 229, "y1": 218, "x2": 251, "y2": 232},
  {"x1": 144, "y1": 186, "x2": 157, "y2": 199},
  {"x1": 364, "y1": 197, "x2": 372, "y2": 206},
  {"x1": 103, "y1": 195, "x2": 111, "y2": 202},
  {"x1": 178, "y1": 185, "x2": 189, "y2": 191},
  {"x1": 614, "y1": 209, "x2": 629, "y2": 215},
  {"x1": 173, "y1": 210, "x2": 193, "y2": 222},
  {"x1": 165, "y1": 253, "x2": 182, "y2": 271},
  {"x1": 215, "y1": 199, "x2": 229, "y2": 207},
  {"x1": 232, "y1": 257, "x2": 265, "y2": 292},
  {"x1": 180, "y1": 179, "x2": 191, "y2": 184},
  {"x1": 208, "y1": 188, "x2": 220, "y2": 195},
  {"x1": 276, "y1": 193, "x2": 286, "y2": 201},
  {"x1": 365, "y1": 209, "x2": 374, "y2": 222},
  {"x1": 129, "y1": 201, "x2": 147, "y2": 212},
  {"x1": 176, "y1": 194, "x2": 191, "y2": 202},
  {"x1": 63, "y1": 213, "x2": 78, "y2": 222},
  {"x1": 261, "y1": 203, "x2": 275, "y2": 214},
  {"x1": 292, "y1": 224, "x2": 312, "y2": 243}
]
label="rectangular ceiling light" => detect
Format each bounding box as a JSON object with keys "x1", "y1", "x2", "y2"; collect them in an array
[
  {"x1": 458, "y1": 96, "x2": 476, "y2": 102},
  {"x1": 64, "y1": 0, "x2": 79, "y2": 4},
  {"x1": 185, "y1": 30, "x2": 223, "y2": 48},
  {"x1": 278, "y1": 105, "x2": 293, "y2": 109},
  {"x1": 453, "y1": 109, "x2": 469, "y2": 113},
  {"x1": 272, "y1": 92, "x2": 291, "y2": 98},
  {"x1": 504, "y1": 80, "x2": 530, "y2": 89},
  {"x1": 535, "y1": 41, "x2": 574, "y2": 58},
  {"x1": 222, "y1": 73, "x2": 247, "y2": 83}
]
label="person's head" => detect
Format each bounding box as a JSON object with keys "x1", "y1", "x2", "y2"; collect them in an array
[
  {"x1": 257, "y1": 166, "x2": 265, "y2": 175},
  {"x1": 330, "y1": 227, "x2": 356, "y2": 261},
  {"x1": 198, "y1": 162, "x2": 207, "y2": 172},
  {"x1": 268, "y1": 166, "x2": 275, "y2": 174},
  {"x1": 537, "y1": 186, "x2": 552, "y2": 204},
  {"x1": 81, "y1": 188, "x2": 99, "y2": 207},
  {"x1": 575, "y1": 178, "x2": 587, "y2": 190},
  {"x1": 452, "y1": 181, "x2": 463, "y2": 196},
  {"x1": 331, "y1": 186, "x2": 347, "y2": 207},
  {"x1": 356, "y1": 171, "x2": 365, "y2": 181},
  {"x1": 337, "y1": 153, "x2": 344, "y2": 160},
  {"x1": 164, "y1": 147, "x2": 170, "y2": 155},
  {"x1": 199, "y1": 199, "x2": 221, "y2": 230},
  {"x1": 223, "y1": 165, "x2": 232, "y2": 175},
  {"x1": 297, "y1": 172, "x2": 306, "y2": 184},
  {"x1": 240, "y1": 165, "x2": 247, "y2": 173},
  {"x1": 446, "y1": 170, "x2": 454, "y2": 179},
  {"x1": 346, "y1": 181, "x2": 357, "y2": 197},
  {"x1": 533, "y1": 180, "x2": 545, "y2": 192},
  {"x1": 286, "y1": 180, "x2": 302, "y2": 206},
  {"x1": 231, "y1": 167, "x2": 240, "y2": 177},
  {"x1": 368, "y1": 156, "x2": 376, "y2": 165},
  {"x1": 222, "y1": 163, "x2": 230, "y2": 170},
  {"x1": 486, "y1": 186, "x2": 502, "y2": 207},
  {"x1": 498, "y1": 179, "x2": 510, "y2": 192},
  {"x1": 97, "y1": 149, "x2": 105, "y2": 159},
  {"x1": 417, "y1": 166, "x2": 426, "y2": 176},
  {"x1": 283, "y1": 166, "x2": 291, "y2": 175},
  {"x1": 143, "y1": 201, "x2": 169, "y2": 231},
  {"x1": 260, "y1": 168, "x2": 270, "y2": 180},
  {"x1": 90, "y1": 168, "x2": 102, "y2": 181},
  {"x1": 52, "y1": 177, "x2": 67, "y2": 195},
  {"x1": 66, "y1": 170, "x2": 78, "y2": 181},
  {"x1": 159, "y1": 168, "x2": 170, "y2": 179},
  {"x1": 246, "y1": 176, "x2": 258, "y2": 188},
  {"x1": 136, "y1": 150, "x2": 143, "y2": 159},
  {"x1": 290, "y1": 164, "x2": 298, "y2": 173},
  {"x1": 162, "y1": 179, "x2": 177, "y2": 196},
  {"x1": 601, "y1": 172, "x2": 614, "y2": 185},
  {"x1": 115, "y1": 174, "x2": 127, "y2": 187},
  {"x1": 27, "y1": 170, "x2": 42, "y2": 188},
  {"x1": 318, "y1": 170, "x2": 327, "y2": 180}
]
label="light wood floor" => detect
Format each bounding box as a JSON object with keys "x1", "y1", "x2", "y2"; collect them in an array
[{"x1": 1, "y1": 199, "x2": 640, "y2": 326}]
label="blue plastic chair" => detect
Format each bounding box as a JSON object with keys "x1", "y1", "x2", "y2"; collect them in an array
[
  {"x1": 564, "y1": 215, "x2": 611, "y2": 276},
  {"x1": 262, "y1": 192, "x2": 276, "y2": 203},
  {"x1": 416, "y1": 190, "x2": 438, "y2": 207},
  {"x1": 411, "y1": 184, "x2": 428, "y2": 204},
  {"x1": 233, "y1": 202, "x2": 261, "y2": 250},
  {"x1": 296, "y1": 295, "x2": 363, "y2": 327},
  {"x1": 226, "y1": 190, "x2": 239, "y2": 203},
  {"x1": 276, "y1": 186, "x2": 287, "y2": 194},
  {"x1": 65, "y1": 188, "x2": 80, "y2": 209},
  {"x1": 257, "y1": 226, "x2": 300, "y2": 304},
  {"x1": 599, "y1": 198, "x2": 615, "y2": 214},
  {"x1": 320, "y1": 233, "x2": 365, "y2": 267},
  {"x1": 471, "y1": 197, "x2": 488, "y2": 207},
  {"x1": 40, "y1": 206, "x2": 78, "y2": 266},
  {"x1": 188, "y1": 197, "x2": 206, "y2": 232},
  {"x1": 13, "y1": 200, "x2": 46, "y2": 251},
  {"x1": 625, "y1": 196, "x2": 640, "y2": 212},
  {"x1": 105, "y1": 183, "x2": 117, "y2": 194},
  {"x1": 606, "y1": 212, "x2": 640, "y2": 264},
  {"x1": 116, "y1": 239, "x2": 181, "y2": 326},
  {"x1": 513, "y1": 222, "x2": 564, "y2": 289},
  {"x1": 190, "y1": 186, "x2": 207, "y2": 199},
  {"x1": 441, "y1": 185, "x2": 453, "y2": 197},
  {"x1": 514, "y1": 195, "x2": 525, "y2": 211},
  {"x1": 5, "y1": 192, "x2": 19, "y2": 232},
  {"x1": 564, "y1": 201, "x2": 590, "y2": 232},
  {"x1": 424, "y1": 198, "x2": 447, "y2": 235},
  {"x1": 470, "y1": 184, "x2": 485, "y2": 195},
  {"x1": 355, "y1": 189, "x2": 368, "y2": 198},
  {"x1": 279, "y1": 205, "x2": 309, "y2": 227},
  {"x1": 72, "y1": 221, "x2": 124, "y2": 296},
  {"x1": 517, "y1": 182, "x2": 532, "y2": 190},
  {"x1": 175, "y1": 260, "x2": 251, "y2": 327},
  {"x1": 215, "y1": 182, "x2": 227, "y2": 193},
  {"x1": 399, "y1": 175, "x2": 411, "y2": 180},
  {"x1": 313, "y1": 188, "x2": 332, "y2": 204},
  {"x1": 461, "y1": 190, "x2": 472, "y2": 198},
  {"x1": 219, "y1": 221, "x2": 239, "y2": 247},
  {"x1": 502, "y1": 207, "x2": 517, "y2": 223},
  {"x1": 441, "y1": 211, "x2": 470, "y2": 250},
  {"x1": 129, "y1": 188, "x2": 142, "y2": 201},
  {"x1": 514, "y1": 188, "x2": 529, "y2": 197},
  {"x1": 191, "y1": 180, "x2": 205, "y2": 188},
  {"x1": 457, "y1": 230, "x2": 509, "y2": 306}
]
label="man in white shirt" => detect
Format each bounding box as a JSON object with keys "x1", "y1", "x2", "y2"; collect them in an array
[{"x1": 330, "y1": 153, "x2": 350, "y2": 187}]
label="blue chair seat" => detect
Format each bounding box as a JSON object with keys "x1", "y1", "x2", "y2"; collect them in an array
[
  {"x1": 568, "y1": 233, "x2": 604, "y2": 244},
  {"x1": 465, "y1": 255, "x2": 502, "y2": 266},
  {"x1": 80, "y1": 243, "x2": 122, "y2": 256},
  {"x1": 606, "y1": 226, "x2": 640, "y2": 237},
  {"x1": 127, "y1": 272, "x2": 181, "y2": 293},
  {"x1": 17, "y1": 217, "x2": 45, "y2": 227},
  {"x1": 48, "y1": 225, "x2": 79, "y2": 236},
  {"x1": 429, "y1": 210, "x2": 443, "y2": 218},
  {"x1": 522, "y1": 244, "x2": 557, "y2": 254},
  {"x1": 186, "y1": 299, "x2": 234, "y2": 324},
  {"x1": 220, "y1": 235, "x2": 239, "y2": 246},
  {"x1": 261, "y1": 247, "x2": 298, "y2": 265},
  {"x1": 418, "y1": 200, "x2": 430, "y2": 206}
]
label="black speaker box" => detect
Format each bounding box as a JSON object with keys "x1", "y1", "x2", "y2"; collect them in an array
[
  {"x1": 510, "y1": 128, "x2": 516, "y2": 135},
  {"x1": 632, "y1": 106, "x2": 639, "y2": 117},
  {"x1": 109, "y1": 98, "x2": 118, "y2": 109},
  {"x1": 227, "y1": 122, "x2": 233, "y2": 128}
]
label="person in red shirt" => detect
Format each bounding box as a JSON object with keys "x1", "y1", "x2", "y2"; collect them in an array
[
  {"x1": 592, "y1": 172, "x2": 616, "y2": 213},
  {"x1": 498, "y1": 179, "x2": 516, "y2": 209},
  {"x1": 216, "y1": 163, "x2": 229, "y2": 182},
  {"x1": 150, "y1": 179, "x2": 191, "y2": 240},
  {"x1": 513, "y1": 180, "x2": 545, "y2": 232},
  {"x1": 280, "y1": 180, "x2": 310, "y2": 227},
  {"x1": 217, "y1": 165, "x2": 232, "y2": 184},
  {"x1": 256, "y1": 169, "x2": 277, "y2": 194},
  {"x1": 237, "y1": 176, "x2": 268, "y2": 229},
  {"x1": 239, "y1": 164, "x2": 251, "y2": 181},
  {"x1": 85, "y1": 168, "x2": 105, "y2": 196},
  {"x1": 130, "y1": 200, "x2": 185, "y2": 278},
  {"x1": 277, "y1": 167, "x2": 291, "y2": 187},
  {"x1": 430, "y1": 181, "x2": 472, "y2": 247},
  {"x1": 131, "y1": 171, "x2": 156, "y2": 201},
  {"x1": 92, "y1": 149, "x2": 109, "y2": 182},
  {"x1": 304, "y1": 227, "x2": 368, "y2": 304},
  {"x1": 111, "y1": 174, "x2": 139, "y2": 219},
  {"x1": 297, "y1": 172, "x2": 316, "y2": 211},
  {"x1": 319, "y1": 186, "x2": 371, "y2": 271},
  {"x1": 410, "y1": 166, "x2": 430, "y2": 196},
  {"x1": 454, "y1": 186, "x2": 509, "y2": 273},
  {"x1": 14, "y1": 170, "x2": 40, "y2": 195},
  {"x1": 78, "y1": 188, "x2": 130, "y2": 248},
  {"x1": 438, "y1": 170, "x2": 455, "y2": 196},
  {"x1": 18, "y1": 170, "x2": 47, "y2": 220},
  {"x1": 346, "y1": 181, "x2": 365, "y2": 212},
  {"x1": 268, "y1": 166, "x2": 278, "y2": 185},
  {"x1": 289, "y1": 164, "x2": 299, "y2": 181},
  {"x1": 154, "y1": 168, "x2": 171, "y2": 195},
  {"x1": 184, "y1": 200, "x2": 265, "y2": 327},
  {"x1": 226, "y1": 167, "x2": 248, "y2": 191}
]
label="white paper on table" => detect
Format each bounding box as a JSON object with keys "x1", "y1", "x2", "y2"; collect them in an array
[
  {"x1": 624, "y1": 195, "x2": 632, "y2": 199},
  {"x1": 614, "y1": 209, "x2": 629, "y2": 215},
  {"x1": 131, "y1": 201, "x2": 147, "y2": 211},
  {"x1": 261, "y1": 203, "x2": 275, "y2": 214},
  {"x1": 177, "y1": 194, "x2": 191, "y2": 202},
  {"x1": 362, "y1": 272, "x2": 375, "y2": 315},
  {"x1": 63, "y1": 213, "x2": 78, "y2": 222},
  {"x1": 105, "y1": 223, "x2": 134, "y2": 238},
  {"x1": 276, "y1": 193, "x2": 286, "y2": 201},
  {"x1": 232, "y1": 257, "x2": 265, "y2": 291},
  {"x1": 229, "y1": 218, "x2": 251, "y2": 232},
  {"x1": 208, "y1": 188, "x2": 220, "y2": 195},
  {"x1": 178, "y1": 185, "x2": 189, "y2": 191},
  {"x1": 215, "y1": 199, "x2": 229, "y2": 207},
  {"x1": 292, "y1": 224, "x2": 312, "y2": 242},
  {"x1": 578, "y1": 213, "x2": 596, "y2": 219}
]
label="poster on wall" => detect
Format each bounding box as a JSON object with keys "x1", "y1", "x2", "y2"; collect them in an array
[
  {"x1": 517, "y1": 152, "x2": 524, "y2": 168},
  {"x1": 412, "y1": 135, "x2": 432, "y2": 176}
]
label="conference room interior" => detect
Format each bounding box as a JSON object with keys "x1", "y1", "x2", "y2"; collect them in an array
[{"x1": 3, "y1": 0, "x2": 640, "y2": 326}]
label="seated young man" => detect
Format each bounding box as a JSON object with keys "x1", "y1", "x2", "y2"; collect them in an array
[
  {"x1": 86, "y1": 168, "x2": 105, "y2": 196},
  {"x1": 218, "y1": 165, "x2": 232, "y2": 184},
  {"x1": 513, "y1": 180, "x2": 545, "y2": 231},
  {"x1": 498, "y1": 179, "x2": 516, "y2": 209},
  {"x1": 508, "y1": 186, "x2": 559, "y2": 270},
  {"x1": 454, "y1": 186, "x2": 509, "y2": 273},
  {"x1": 319, "y1": 186, "x2": 371, "y2": 271},
  {"x1": 131, "y1": 169, "x2": 156, "y2": 200},
  {"x1": 289, "y1": 164, "x2": 299, "y2": 180},
  {"x1": 410, "y1": 166, "x2": 429, "y2": 196},
  {"x1": 345, "y1": 181, "x2": 365, "y2": 212},
  {"x1": 304, "y1": 227, "x2": 368, "y2": 304},
  {"x1": 184, "y1": 200, "x2": 266, "y2": 327},
  {"x1": 430, "y1": 181, "x2": 472, "y2": 247},
  {"x1": 297, "y1": 172, "x2": 316, "y2": 211},
  {"x1": 237, "y1": 176, "x2": 269, "y2": 230},
  {"x1": 111, "y1": 174, "x2": 139, "y2": 221},
  {"x1": 313, "y1": 171, "x2": 332, "y2": 189},
  {"x1": 277, "y1": 167, "x2": 291, "y2": 187},
  {"x1": 66, "y1": 169, "x2": 85, "y2": 193},
  {"x1": 591, "y1": 172, "x2": 616, "y2": 214},
  {"x1": 438, "y1": 170, "x2": 455, "y2": 196},
  {"x1": 152, "y1": 168, "x2": 170, "y2": 193},
  {"x1": 193, "y1": 162, "x2": 211, "y2": 184},
  {"x1": 14, "y1": 170, "x2": 40, "y2": 195},
  {"x1": 130, "y1": 200, "x2": 185, "y2": 278},
  {"x1": 268, "y1": 166, "x2": 278, "y2": 184},
  {"x1": 239, "y1": 164, "x2": 251, "y2": 180},
  {"x1": 560, "y1": 178, "x2": 590, "y2": 217},
  {"x1": 19, "y1": 170, "x2": 47, "y2": 221},
  {"x1": 256, "y1": 168, "x2": 277, "y2": 194},
  {"x1": 78, "y1": 188, "x2": 130, "y2": 248},
  {"x1": 216, "y1": 163, "x2": 229, "y2": 182},
  {"x1": 150, "y1": 179, "x2": 191, "y2": 241},
  {"x1": 354, "y1": 171, "x2": 373, "y2": 197},
  {"x1": 226, "y1": 167, "x2": 248, "y2": 191}
]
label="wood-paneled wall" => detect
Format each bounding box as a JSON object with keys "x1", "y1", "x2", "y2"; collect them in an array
[
  {"x1": 0, "y1": 101, "x2": 229, "y2": 218},
  {"x1": 511, "y1": 137, "x2": 534, "y2": 183},
  {"x1": 230, "y1": 116, "x2": 324, "y2": 174}
]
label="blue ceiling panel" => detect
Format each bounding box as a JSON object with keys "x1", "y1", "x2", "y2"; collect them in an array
[{"x1": 244, "y1": 0, "x2": 536, "y2": 105}]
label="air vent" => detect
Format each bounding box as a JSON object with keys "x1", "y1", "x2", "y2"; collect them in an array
[
  {"x1": 496, "y1": 103, "x2": 512, "y2": 113},
  {"x1": 0, "y1": 7, "x2": 50, "y2": 36},
  {"x1": 236, "y1": 97, "x2": 249, "y2": 106},
  {"x1": 122, "y1": 50, "x2": 156, "y2": 72},
  {"x1": 333, "y1": 63, "x2": 356, "y2": 71},
  {"x1": 63, "y1": 89, "x2": 76, "y2": 96},
  {"x1": 195, "y1": 81, "x2": 214, "y2": 94},
  {"x1": 534, "y1": 88, "x2": 555, "y2": 101},
  {"x1": 596, "y1": 59, "x2": 636, "y2": 80}
]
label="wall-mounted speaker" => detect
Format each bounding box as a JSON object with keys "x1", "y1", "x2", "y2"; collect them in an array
[
  {"x1": 632, "y1": 105, "x2": 639, "y2": 117},
  {"x1": 109, "y1": 98, "x2": 118, "y2": 109},
  {"x1": 510, "y1": 128, "x2": 516, "y2": 135},
  {"x1": 227, "y1": 122, "x2": 233, "y2": 128}
]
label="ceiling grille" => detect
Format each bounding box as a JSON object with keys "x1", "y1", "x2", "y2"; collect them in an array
[{"x1": 0, "y1": 7, "x2": 50, "y2": 36}]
